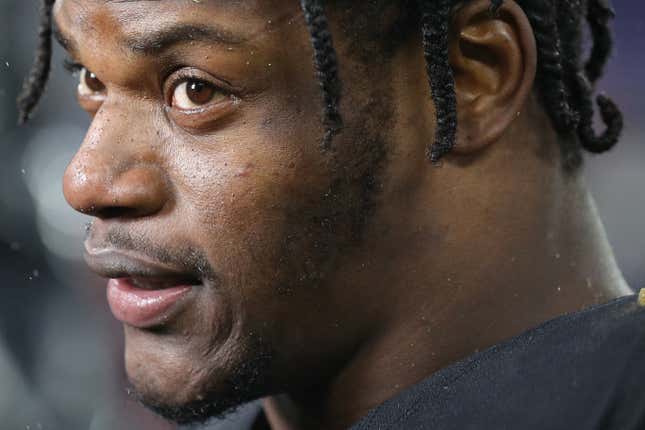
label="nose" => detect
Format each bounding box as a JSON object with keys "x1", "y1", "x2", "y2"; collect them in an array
[
  {"x1": 63, "y1": 115, "x2": 169, "y2": 220},
  {"x1": 64, "y1": 156, "x2": 168, "y2": 218}
]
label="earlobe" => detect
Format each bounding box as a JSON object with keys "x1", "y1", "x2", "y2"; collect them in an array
[{"x1": 449, "y1": 0, "x2": 537, "y2": 154}]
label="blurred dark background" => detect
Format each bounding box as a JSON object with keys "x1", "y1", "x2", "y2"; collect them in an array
[{"x1": 1, "y1": 1, "x2": 644, "y2": 429}]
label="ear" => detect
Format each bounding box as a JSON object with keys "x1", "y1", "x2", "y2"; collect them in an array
[{"x1": 449, "y1": 0, "x2": 537, "y2": 154}]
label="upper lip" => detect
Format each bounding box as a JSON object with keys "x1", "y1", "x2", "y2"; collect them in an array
[{"x1": 84, "y1": 242, "x2": 200, "y2": 288}]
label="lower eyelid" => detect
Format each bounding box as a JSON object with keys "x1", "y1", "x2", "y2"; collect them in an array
[
  {"x1": 77, "y1": 93, "x2": 106, "y2": 111},
  {"x1": 167, "y1": 96, "x2": 240, "y2": 131},
  {"x1": 174, "y1": 92, "x2": 236, "y2": 112}
]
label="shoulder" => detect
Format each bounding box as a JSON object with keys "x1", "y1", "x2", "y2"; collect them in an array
[{"x1": 352, "y1": 294, "x2": 645, "y2": 430}]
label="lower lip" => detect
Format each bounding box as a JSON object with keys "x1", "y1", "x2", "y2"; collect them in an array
[{"x1": 107, "y1": 279, "x2": 192, "y2": 329}]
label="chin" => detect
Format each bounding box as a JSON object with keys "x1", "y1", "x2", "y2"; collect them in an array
[{"x1": 122, "y1": 324, "x2": 274, "y2": 425}]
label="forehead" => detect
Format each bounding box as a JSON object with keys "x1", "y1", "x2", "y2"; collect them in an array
[{"x1": 53, "y1": 0, "x2": 299, "y2": 47}]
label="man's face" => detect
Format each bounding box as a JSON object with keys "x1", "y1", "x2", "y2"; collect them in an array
[{"x1": 56, "y1": 0, "x2": 393, "y2": 422}]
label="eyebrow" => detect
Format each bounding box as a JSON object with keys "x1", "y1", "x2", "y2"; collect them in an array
[
  {"x1": 53, "y1": 22, "x2": 77, "y2": 54},
  {"x1": 53, "y1": 21, "x2": 247, "y2": 57},
  {"x1": 125, "y1": 23, "x2": 248, "y2": 55}
]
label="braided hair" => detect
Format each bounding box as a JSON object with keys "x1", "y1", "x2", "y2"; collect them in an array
[
  {"x1": 17, "y1": 0, "x2": 55, "y2": 125},
  {"x1": 18, "y1": 0, "x2": 622, "y2": 170}
]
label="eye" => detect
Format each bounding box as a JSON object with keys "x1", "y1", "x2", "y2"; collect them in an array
[
  {"x1": 78, "y1": 68, "x2": 106, "y2": 96},
  {"x1": 163, "y1": 68, "x2": 239, "y2": 130},
  {"x1": 171, "y1": 79, "x2": 224, "y2": 110}
]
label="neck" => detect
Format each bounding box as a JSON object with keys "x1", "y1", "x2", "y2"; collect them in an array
[{"x1": 264, "y1": 113, "x2": 631, "y2": 430}]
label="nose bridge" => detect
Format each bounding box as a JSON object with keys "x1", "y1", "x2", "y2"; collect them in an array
[
  {"x1": 63, "y1": 100, "x2": 169, "y2": 218},
  {"x1": 78, "y1": 99, "x2": 152, "y2": 171}
]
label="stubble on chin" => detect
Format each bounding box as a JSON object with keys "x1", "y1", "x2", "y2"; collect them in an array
[{"x1": 125, "y1": 334, "x2": 275, "y2": 426}]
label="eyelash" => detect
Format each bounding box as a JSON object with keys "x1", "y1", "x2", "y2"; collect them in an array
[
  {"x1": 61, "y1": 59, "x2": 237, "y2": 116},
  {"x1": 62, "y1": 59, "x2": 223, "y2": 93},
  {"x1": 63, "y1": 59, "x2": 83, "y2": 75}
]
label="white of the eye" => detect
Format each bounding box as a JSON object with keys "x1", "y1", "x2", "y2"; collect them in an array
[
  {"x1": 172, "y1": 81, "x2": 212, "y2": 110},
  {"x1": 77, "y1": 68, "x2": 94, "y2": 97}
]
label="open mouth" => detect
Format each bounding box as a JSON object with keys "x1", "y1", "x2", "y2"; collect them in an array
[
  {"x1": 107, "y1": 278, "x2": 195, "y2": 329},
  {"x1": 84, "y1": 245, "x2": 202, "y2": 329}
]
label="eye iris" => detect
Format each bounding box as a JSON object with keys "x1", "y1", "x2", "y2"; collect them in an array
[
  {"x1": 84, "y1": 70, "x2": 105, "y2": 92},
  {"x1": 186, "y1": 80, "x2": 215, "y2": 105}
]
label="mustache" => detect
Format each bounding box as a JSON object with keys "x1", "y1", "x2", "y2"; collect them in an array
[{"x1": 85, "y1": 224, "x2": 216, "y2": 281}]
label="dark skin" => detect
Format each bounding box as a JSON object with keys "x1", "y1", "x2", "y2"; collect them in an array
[{"x1": 55, "y1": 0, "x2": 631, "y2": 429}]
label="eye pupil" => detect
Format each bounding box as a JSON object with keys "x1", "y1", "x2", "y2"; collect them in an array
[{"x1": 186, "y1": 80, "x2": 215, "y2": 105}]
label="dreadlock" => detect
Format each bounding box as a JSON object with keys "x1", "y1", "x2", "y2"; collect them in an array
[
  {"x1": 299, "y1": 0, "x2": 344, "y2": 149},
  {"x1": 17, "y1": 0, "x2": 55, "y2": 124},
  {"x1": 418, "y1": 0, "x2": 458, "y2": 162},
  {"x1": 528, "y1": 0, "x2": 583, "y2": 168},
  {"x1": 585, "y1": 0, "x2": 615, "y2": 84},
  {"x1": 18, "y1": 0, "x2": 623, "y2": 170},
  {"x1": 556, "y1": 0, "x2": 622, "y2": 158}
]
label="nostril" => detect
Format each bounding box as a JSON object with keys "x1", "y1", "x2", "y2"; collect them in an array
[
  {"x1": 63, "y1": 151, "x2": 168, "y2": 220},
  {"x1": 95, "y1": 206, "x2": 137, "y2": 219},
  {"x1": 65, "y1": 169, "x2": 168, "y2": 219}
]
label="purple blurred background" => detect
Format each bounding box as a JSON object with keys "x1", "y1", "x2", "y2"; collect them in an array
[{"x1": 0, "y1": 1, "x2": 643, "y2": 429}]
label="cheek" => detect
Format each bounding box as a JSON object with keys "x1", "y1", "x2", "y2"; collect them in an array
[{"x1": 167, "y1": 127, "x2": 330, "y2": 282}]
